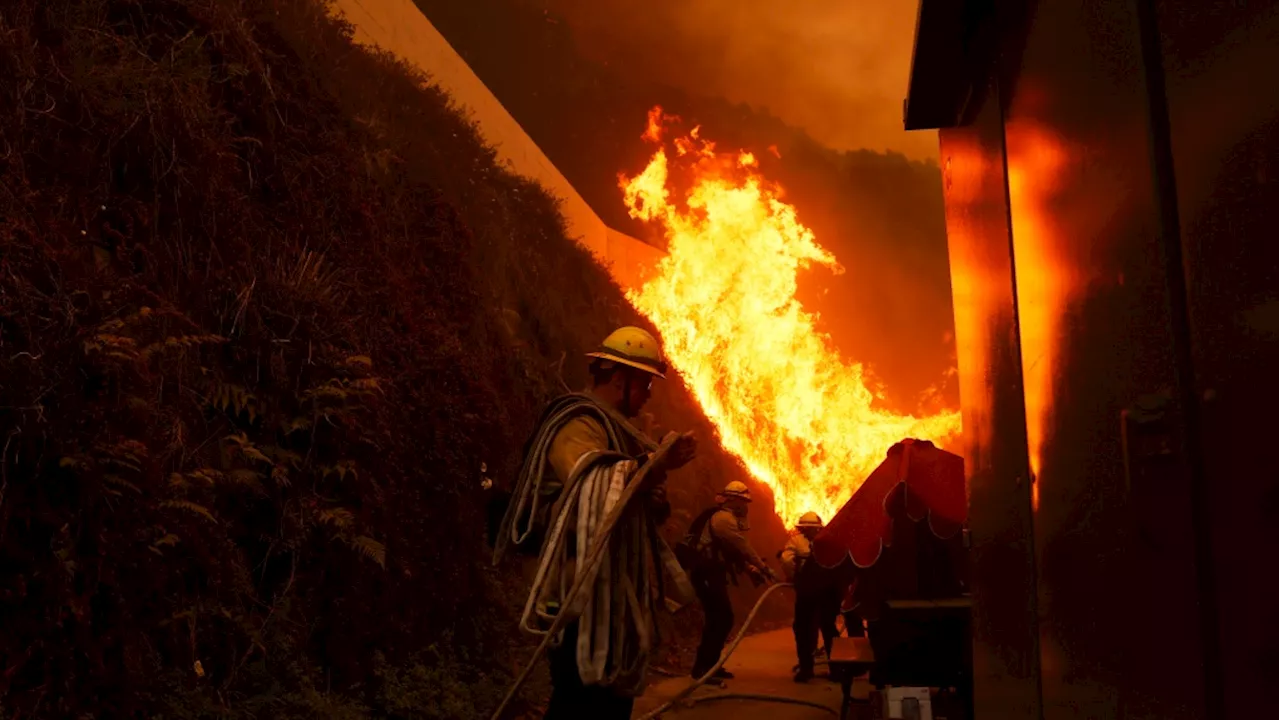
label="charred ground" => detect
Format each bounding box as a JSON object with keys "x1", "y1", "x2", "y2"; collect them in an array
[{"x1": 0, "y1": 0, "x2": 782, "y2": 716}]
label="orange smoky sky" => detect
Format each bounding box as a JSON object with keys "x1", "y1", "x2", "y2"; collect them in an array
[{"x1": 541, "y1": 0, "x2": 937, "y2": 161}]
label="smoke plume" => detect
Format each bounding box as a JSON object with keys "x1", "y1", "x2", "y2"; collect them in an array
[{"x1": 542, "y1": 0, "x2": 936, "y2": 160}]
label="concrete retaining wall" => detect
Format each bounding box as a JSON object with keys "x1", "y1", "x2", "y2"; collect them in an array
[{"x1": 330, "y1": 0, "x2": 665, "y2": 291}]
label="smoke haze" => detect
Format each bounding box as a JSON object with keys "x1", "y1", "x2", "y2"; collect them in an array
[
  {"x1": 542, "y1": 0, "x2": 936, "y2": 161},
  {"x1": 418, "y1": 0, "x2": 957, "y2": 412}
]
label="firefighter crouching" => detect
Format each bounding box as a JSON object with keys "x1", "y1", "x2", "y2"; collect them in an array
[
  {"x1": 781, "y1": 511, "x2": 841, "y2": 683},
  {"x1": 677, "y1": 480, "x2": 777, "y2": 685},
  {"x1": 492, "y1": 326, "x2": 698, "y2": 719}
]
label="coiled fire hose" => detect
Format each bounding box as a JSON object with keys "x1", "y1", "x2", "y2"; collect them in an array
[
  {"x1": 488, "y1": 433, "x2": 836, "y2": 719},
  {"x1": 488, "y1": 434, "x2": 680, "y2": 720}
]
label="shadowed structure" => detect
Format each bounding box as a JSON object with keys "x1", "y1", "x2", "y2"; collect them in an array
[{"x1": 906, "y1": 1, "x2": 1277, "y2": 718}]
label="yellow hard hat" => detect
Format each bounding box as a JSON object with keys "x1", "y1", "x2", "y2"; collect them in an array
[
  {"x1": 586, "y1": 326, "x2": 667, "y2": 378},
  {"x1": 797, "y1": 511, "x2": 823, "y2": 528},
  {"x1": 721, "y1": 480, "x2": 752, "y2": 502}
]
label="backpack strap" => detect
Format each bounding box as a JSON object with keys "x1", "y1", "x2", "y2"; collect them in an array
[{"x1": 684, "y1": 506, "x2": 721, "y2": 546}]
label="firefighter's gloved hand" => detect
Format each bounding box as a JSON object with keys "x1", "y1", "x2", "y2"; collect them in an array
[
  {"x1": 664, "y1": 432, "x2": 698, "y2": 471},
  {"x1": 748, "y1": 564, "x2": 775, "y2": 586}
]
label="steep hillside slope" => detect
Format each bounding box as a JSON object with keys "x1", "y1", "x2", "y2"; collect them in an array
[{"x1": 0, "y1": 0, "x2": 780, "y2": 716}]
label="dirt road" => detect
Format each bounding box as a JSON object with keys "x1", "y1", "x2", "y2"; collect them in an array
[{"x1": 634, "y1": 628, "x2": 870, "y2": 718}]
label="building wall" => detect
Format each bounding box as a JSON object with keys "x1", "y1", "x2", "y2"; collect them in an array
[
  {"x1": 997, "y1": 3, "x2": 1211, "y2": 715},
  {"x1": 329, "y1": 0, "x2": 665, "y2": 291},
  {"x1": 1153, "y1": 2, "x2": 1278, "y2": 716},
  {"x1": 917, "y1": 1, "x2": 1276, "y2": 717},
  {"x1": 938, "y1": 77, "x2": 1042, "y2": 720}
]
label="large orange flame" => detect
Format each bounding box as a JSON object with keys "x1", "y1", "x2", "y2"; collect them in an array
[{"x1": 620, "y1": 109, "x2": 962, "y2": 526}]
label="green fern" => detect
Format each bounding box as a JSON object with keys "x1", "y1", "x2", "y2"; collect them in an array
[
  {"x1": 262, "y1": 445, "x2": 303, "y2": 469},
  {"x1": 301, "y1": 381, "x2": 349, "y2": 404},
  {"x1": 96, "y1": 440, "x2": 147, "y2": 473},
  {"x1": 160, "y1": 500, "x2": 217, "y2": 523},
  {"x1": 347, "y1": 535, "x2": 386, "y2": 570},
  {"x1": 84, "y1": 332, "x2": 141, "y2": 362},
  {"x1": 228, "y1": 468, "x2": 265, "y2": 491},
  {"x1": 96, "y1": 306, "x2": 157, "y2": 335},
  {"x1": 317, "y1": 507, "x2": 354, "y2": 529},
  {"x1": 344, "y1": 355, "x2": 373, "y2": 369},
  {"x1": 270, "y1": 465, "x2": 292, "y2": 488},
  {"x1": 208, "y1": 383, "x2": 258, "y2": 422},
  {"x1": 321, "y1": 460, "x2": 359, "y2": 482},
  {"x1": 348, "y1": 377, "x2": 383, "y2": 396},
  {"x1": 103, "y1": 474, "x2": 142, "y2": 494},
  {"x1": 139, "y1": 333, "x2": 227, "y2": 360},
  {"x1": 151, "y1": 533, "x2": 182, "y2": 556},
  {"x1": 224, "y1": 433, "x2": 272, "y2": 464},
  {"x1": 187, "y1": 468, "x2": 226, "y2": 485},
  {"x1": 59, "y1": 456, "x2": 86, "y2": 470}
]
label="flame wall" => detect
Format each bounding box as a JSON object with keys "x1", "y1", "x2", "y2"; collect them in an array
[
  {"x1": 909, "y1": 0, "x2": 1277, "y2": 718},
  {"x1": 329, "y1": 0, "x2": 665, "y2": 291}
]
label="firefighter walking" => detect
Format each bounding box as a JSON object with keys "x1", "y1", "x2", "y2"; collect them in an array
[
  {"x1": 781, "y1": 511, "x2": 841, "y2": 682},
  {"x1": 679, "y1": 480, "x2": 776, "y2": 684},
  {"x1": 492, "y1": 326, "x2": 698, "y2": 719}
]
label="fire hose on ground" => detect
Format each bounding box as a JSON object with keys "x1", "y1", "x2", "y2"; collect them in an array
[
  {"x1": 491, "y1": 576, "x2": 838, "y2": 718},
  {"x1": 634, "y1": 580, "x2": 836, "y2": 719},
  {"x1": 488, "y1": 434, "x2": 837, "y2": 719}
]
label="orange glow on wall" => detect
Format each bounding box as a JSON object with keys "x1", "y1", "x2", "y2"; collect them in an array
[
  {"x1": 938, "y1": 144, "x2": 1003, "y2": 479},
  {"x1": 1004, "y1": 123, "x2": 1074, "y2": 492}
]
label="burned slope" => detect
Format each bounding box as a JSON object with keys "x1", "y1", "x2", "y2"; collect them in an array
[{"x1": 0, "y1": 0, "x2": 773, "y2": 717}]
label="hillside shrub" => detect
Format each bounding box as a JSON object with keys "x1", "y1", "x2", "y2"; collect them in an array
[{"x1": 0, "y1": 0, "x2": 779, "y2": 716}]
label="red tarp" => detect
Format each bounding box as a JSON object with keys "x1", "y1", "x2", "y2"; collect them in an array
[{"x1": 812, "y1": 439, "x2": 966, "y2": 571}]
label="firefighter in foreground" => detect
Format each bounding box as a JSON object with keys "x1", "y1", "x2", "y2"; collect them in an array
[
  {"x1": 680, "y1": 480, "x2": 776, "y2": 684},
  {"x1": 492, "y1": 327, "x2": 698, "y2": 719},
  {"x1": 781, "y1": 511, "x2": 840, "y2": 682}
]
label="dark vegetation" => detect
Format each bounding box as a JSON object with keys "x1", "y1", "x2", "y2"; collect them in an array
[
  {"x1": 0, "y1": 0, "x2": 782, "y2": 716},
  {"x1": 417, "y1": 0, "x2": 960, "y2": 412}
]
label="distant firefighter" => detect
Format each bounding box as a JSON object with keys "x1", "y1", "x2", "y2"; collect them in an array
[
  {"x1": 781, "y1": 511, "x2": 841, "y2": 682},
  {"x1": 493, "y1": 326, "x2": 698, "y2": 719},
  {"x1": 676, "y1": 480, "x2": 776, "y2": 685}
]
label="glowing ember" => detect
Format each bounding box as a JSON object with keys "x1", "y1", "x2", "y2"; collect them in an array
[{"x1": 620, "y1": 108, "x2": 962, "y2": 525}]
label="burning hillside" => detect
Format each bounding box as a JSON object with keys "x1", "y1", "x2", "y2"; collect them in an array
[{"x1": 621, "y1": 108, "x2": 962, "y2": 525}]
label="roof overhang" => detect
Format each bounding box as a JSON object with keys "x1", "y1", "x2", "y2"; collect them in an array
[{"x1": 903, "y1": 0, "x2": 992, "y2": 131}]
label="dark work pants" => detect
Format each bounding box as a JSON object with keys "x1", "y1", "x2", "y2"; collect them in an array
[
  {"x1": 842, "y1": 608, "x2": 866, "y2": 637},
  {"x1": 794, "y1": 586, "x2": 840, "y2": 672},
  {"x1": 818, "y1": 586, "x2": 840, "y2": 650},
  {"x1": 691, "y1": 567, "x2": 734, "y2": 677},
  {"x1": 545, "y1": 621, "x2": 634, "y2": 720}
]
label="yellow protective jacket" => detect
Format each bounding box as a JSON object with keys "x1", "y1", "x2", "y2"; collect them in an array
[
  {"x1": 496, "y1": 390, "x2": 687, "y2": 695},
  {"x1": 779, "y1": 530, "x2": 813, "y2": 582},
  {"x1": 546, "y1": 414, "x2": 671, "y2": 525},
  {"x1": 698, "y1": 508, "x2": 769, "y2": 575}
]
